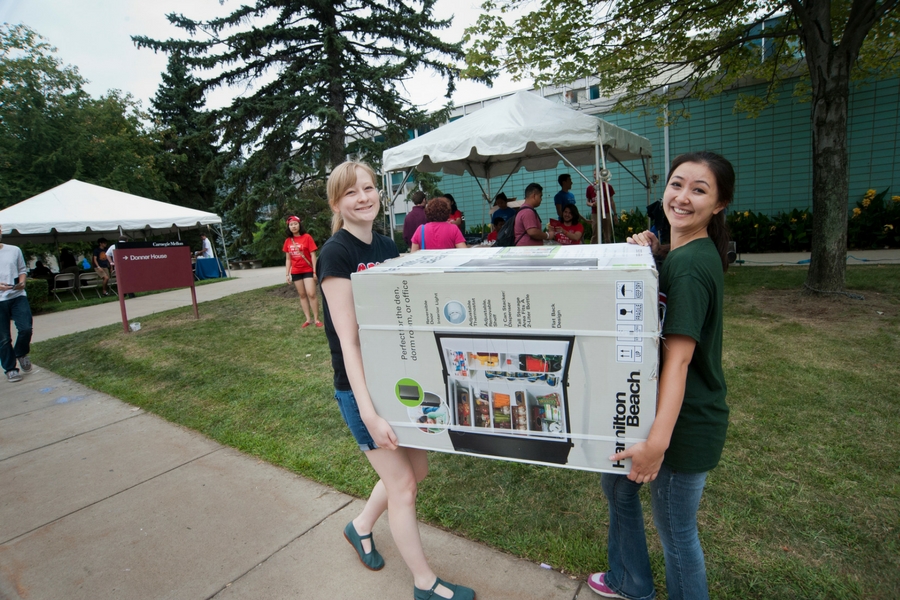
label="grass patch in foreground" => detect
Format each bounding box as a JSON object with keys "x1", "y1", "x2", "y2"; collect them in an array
[{"x1": 32, "y1": 267, "x2": 900, "y2": 599}]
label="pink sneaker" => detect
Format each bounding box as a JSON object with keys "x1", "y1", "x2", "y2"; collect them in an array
[{"x1": 587, "y1": 572, "x2": 627, "y2": 598}]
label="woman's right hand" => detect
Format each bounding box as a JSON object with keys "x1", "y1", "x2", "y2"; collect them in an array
[
  {"x1": 364, "y1": 414, "x2": 399, "y2": 450},
  {"x1": 286, "y1": 274, "x2": 292, "y2": 283},
  {"x1": 627, "y1": 230, "x2": 660, "y2": 254}
]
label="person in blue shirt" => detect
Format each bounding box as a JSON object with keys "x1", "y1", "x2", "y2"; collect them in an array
[
  {"x1": 554, "y1": 173, "x2": 576, "y2": 219},
  {"x1": 491, "y1": 193, "x2": 517, "y2": 222}
]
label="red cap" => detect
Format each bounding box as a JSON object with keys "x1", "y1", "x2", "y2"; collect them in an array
[{"x1": 286, "y1": 216, "x2": 301, "y2": 224}]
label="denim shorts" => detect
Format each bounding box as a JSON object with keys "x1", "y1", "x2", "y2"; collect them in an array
[{"x1": 334, "y1": 389, "x2": 378, "y2": 452}]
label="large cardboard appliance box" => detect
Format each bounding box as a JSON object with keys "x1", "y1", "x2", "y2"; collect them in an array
[{"x1": 352, "y1": 244, "x2": 660, "y2": 474}]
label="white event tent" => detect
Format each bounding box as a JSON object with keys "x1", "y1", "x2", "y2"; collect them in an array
[
  {"x1": 0, "y1": 180, "x2": 229, "y2": 268},
  {"x1": 381, "y1": 90, "x2": 655, "y2": 234}
]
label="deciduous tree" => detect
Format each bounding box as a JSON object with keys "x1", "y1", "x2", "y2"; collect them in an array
[
  {"x1": 1, "y1": 24, "x2": 170, "y2": 207},
  {"x1": 465, "y1": 0, "x2": 900, "y2": 293}
]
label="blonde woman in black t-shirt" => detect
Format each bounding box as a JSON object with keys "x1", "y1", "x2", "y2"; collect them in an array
[{"x1": 317, "y1": 161, "x2": 476, "y2": 600}]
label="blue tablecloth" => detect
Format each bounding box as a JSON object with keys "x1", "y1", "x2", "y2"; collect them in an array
[{"x1": 195, "y1": 258, "x2": 226, "y2": 280}]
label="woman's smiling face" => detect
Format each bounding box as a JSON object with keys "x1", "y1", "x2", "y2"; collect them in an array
[
  {"x1": 663, "y1": 161, "x2": 724, "y2": 237},
  {"x1": 335, "y1": 167, "x2": 380, "y2": 226},
  {"x1": 288, "y1": 220, "x2": 301, "y2": 234}
]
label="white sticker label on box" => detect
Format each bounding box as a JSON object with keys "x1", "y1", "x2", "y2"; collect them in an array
[
  {"x1": 616, "y1": 281, "x2": 644, "y2": 299},
  {"x1": 617, "y1": 345, "x2": 644, "y2": 363},
  {"x1": 617, "y1": 324, "x2": 643, "y2": 342},
  {"x1": 616, "y1": 303, "x2": 643, "y2": 322}
]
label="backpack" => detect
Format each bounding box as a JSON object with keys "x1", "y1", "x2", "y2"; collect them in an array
[{"x1": 494, "y1": 205, "x2": 536, "y2": 247}]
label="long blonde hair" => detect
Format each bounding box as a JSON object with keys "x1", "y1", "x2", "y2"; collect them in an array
[{"x1": 327, "y1": 161, "x2": 378, "y2": 234}]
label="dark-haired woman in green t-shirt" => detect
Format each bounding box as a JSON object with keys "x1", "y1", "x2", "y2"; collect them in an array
[{"x1": 588, "y1": 151, "x2": 734, "y2": 600}]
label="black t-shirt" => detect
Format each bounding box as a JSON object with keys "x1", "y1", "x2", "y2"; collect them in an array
[
  {"x1": 316, "y1": 229, "x2": 400, "y2": 390},
  {"x1": 93, "y1": 246, "x2": 109, "y2": 269}
]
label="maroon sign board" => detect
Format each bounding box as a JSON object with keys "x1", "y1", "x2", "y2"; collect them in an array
[{"x1": 115, "y1": 241, "x2": 199, "y2": 332}]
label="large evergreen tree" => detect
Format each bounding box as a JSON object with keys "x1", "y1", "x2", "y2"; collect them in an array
[
  {"x1": 134, "y1": 0, "x2": 468, "y2": 244},
  {"x1": 465, "y1": 0, "x2": 900, "y2": 294},
  {"x1": 150, "y1": 52, "x2": 219, "y2": 211}
]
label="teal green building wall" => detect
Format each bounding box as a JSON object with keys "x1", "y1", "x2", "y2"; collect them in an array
[{"x1": 434, "y1": 77, "x2": 900, "y2": 231}]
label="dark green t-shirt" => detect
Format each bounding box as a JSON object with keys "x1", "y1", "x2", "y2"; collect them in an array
[{"x1": 659, "y1": 237, "x2": 728, "y2": 473}]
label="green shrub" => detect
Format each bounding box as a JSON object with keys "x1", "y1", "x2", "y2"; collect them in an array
[
  {"x1": 613, "y1": 207, "x2": 649, "y2": 242},
  {"x1": 25, "y1": 279, "x2": 49, "y2": 314},
  {"x1": 847, "y1": 188, "x2": 900, "y2": 249},
  {"x1": 728, "y1": 208, "x2": 813, "y2": 253},
  {"x1": 727, "y1": 190, "x2": 899, "y2": 254}
]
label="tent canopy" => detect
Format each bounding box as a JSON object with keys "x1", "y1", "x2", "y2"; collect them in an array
[
  {"x1": 382, "y1": 90, "x2": 653, "y2": 178},
  {"x1": 0, "y1": 180, "x2": 222, "y2": 245}
]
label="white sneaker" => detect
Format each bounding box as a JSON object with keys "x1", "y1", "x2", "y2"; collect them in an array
[
  {"x1": 19, "y1": 355, "x2": 32, "y2": 372},
  {"x1": 6, "y1": 369, "x2": 22, "y2": 382}
]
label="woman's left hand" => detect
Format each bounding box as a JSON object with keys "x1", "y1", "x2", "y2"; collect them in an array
[
  {"x1": 364, "y1": 414, "x2": 399, "y2": 450},
  {"x1": 609, "y1": 440, "x2": 666, "y2": 484}
]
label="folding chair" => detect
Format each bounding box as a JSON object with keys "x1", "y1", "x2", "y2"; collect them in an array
[
  {"x1": 78, "y1": 272, "x2": 103, "y2": 299},
  {"x1": 50, "y1": 273, "x2": 78, "y2": 302}
]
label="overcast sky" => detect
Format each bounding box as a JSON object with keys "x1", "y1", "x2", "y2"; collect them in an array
[{"x1": 0, "y1": 0, "x2": 525, "y2": 112}]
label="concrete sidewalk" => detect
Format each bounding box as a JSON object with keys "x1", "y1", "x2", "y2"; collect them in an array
[
  {"x1": 731, "y1": 248, "x2": 900, "y2": 267},
  {"x1": 2, "y1": 267, "x2": 584, "y2": 600},
  {"x1": 31, "y1": 266, "x2": 286, "y2": 343}
]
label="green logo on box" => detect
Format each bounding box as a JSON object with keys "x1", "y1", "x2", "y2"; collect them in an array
[{"x1": 395, "y1": 378, "x2": 423, "y2": 407}]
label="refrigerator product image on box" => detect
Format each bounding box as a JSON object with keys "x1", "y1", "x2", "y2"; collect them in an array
[{"x1": 435, "y1": 333, "x2": 575, "y2": 465}]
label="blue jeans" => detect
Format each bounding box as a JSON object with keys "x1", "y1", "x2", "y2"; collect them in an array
[
  {"x1": 0, "y1": 295, "x2": 33, "y2": 373},
  {"x1": 334, "y1": 389, "x2": 378, "y2": 452},
  {"x1": 601, "y1": 464, "x2": 709, "y2": 600}
]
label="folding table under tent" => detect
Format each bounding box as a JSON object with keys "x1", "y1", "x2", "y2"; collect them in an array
[
  {"x1": 0, "y1": 179, "x2": 231, "y2": 275},
  {"x1": 381, "y1": 90, "x2": 655, "y2": 240}
]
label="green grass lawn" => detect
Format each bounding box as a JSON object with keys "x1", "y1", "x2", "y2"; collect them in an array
[{"x1": 31, "y1": 265, "x2": 900, "y2": 599}]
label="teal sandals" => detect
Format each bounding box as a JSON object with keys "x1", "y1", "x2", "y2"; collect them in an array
[
  {"x1": 343, "y1": 521, "x2": 385, "y2": 571},
  {"x1": 414, "y1": 577, "x2": 476, "y2": 600}
]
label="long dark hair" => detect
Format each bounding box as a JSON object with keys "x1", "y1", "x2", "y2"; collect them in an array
[
  {"x1": 561, "y1": 203, "x2": 581, "y2": 225},
  {"x1": 444, "y1": 193, "x2": 459, "y2": 214},
  {"x1": 666, "y1": 151, "x2": 735, "y2": 271}
]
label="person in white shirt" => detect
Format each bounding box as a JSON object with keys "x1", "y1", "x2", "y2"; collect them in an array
[
  {"x1": 194, "y1": 233, "x2": 214, "y2": 259},
  {"x1": 0, "y1": 225, "x2": 33, "y2": 383}
]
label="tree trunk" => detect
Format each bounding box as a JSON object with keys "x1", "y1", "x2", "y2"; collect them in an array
[
  {"x1": 805, "y1": 55, "x2": 851, "y2": 294},
  {"x1": 322, "y1": 7, "x2": 346, "y2": 169}
]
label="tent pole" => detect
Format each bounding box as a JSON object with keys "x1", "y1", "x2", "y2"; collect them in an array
[
  {"x1": 643, "y1": 156, "x2": 652, "y2": 207},
  {"x1": 606, "y1": 148, "x2": 646, "y2": 188},
  {"x1": 386, "y1": 169, "x2": 414, "y2": 239},
  {"x1": 594, "y1": 145, "x2": 603, "y2": 243},
  {"x1": 217, "y1": 223, "x2": 231, "y2": 277},
  {"x1": 553, "y1": 149, "x2": 593, "y2": 186},
  {"x1": 483, "y1": 167, "x2": 490, "y2": 242},
  {"x1": 593, "y1": 143, "x2": 615, "y2": 243},
  {"x1": 494, "y1": 164, "x2": 520, "y2": 197}
]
